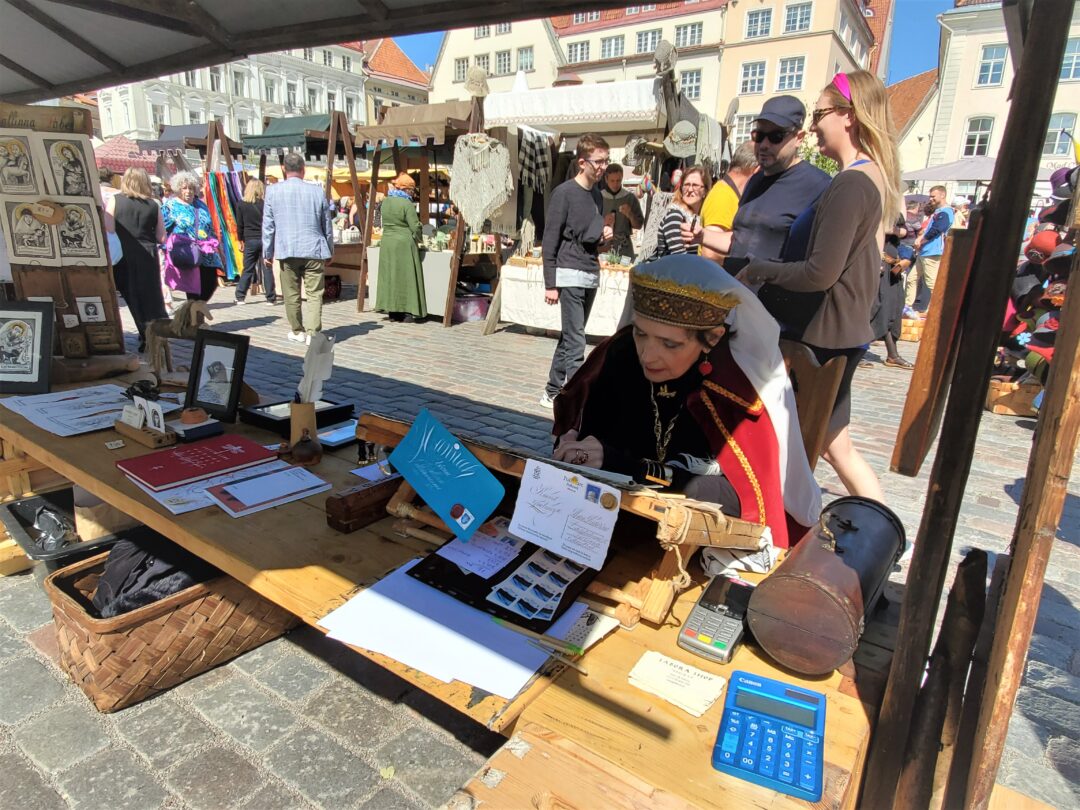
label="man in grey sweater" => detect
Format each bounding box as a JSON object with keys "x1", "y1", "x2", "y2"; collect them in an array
[{"x1": 541, "y1": 133, "x2": 613, "y2": 407}]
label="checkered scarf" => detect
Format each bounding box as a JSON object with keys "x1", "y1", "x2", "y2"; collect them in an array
[{"x1": 518, "y1": 127, "x2": 551, "y2": 193}]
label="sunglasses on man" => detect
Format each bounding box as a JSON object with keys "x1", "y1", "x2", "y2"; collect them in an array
[{"x1": 750, "y1": 129, "x2": 794, "y2": 145}]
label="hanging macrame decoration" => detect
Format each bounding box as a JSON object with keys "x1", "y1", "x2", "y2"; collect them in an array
[{"x1": 450, "y1": 133, "x2": 514, "y2": 232}]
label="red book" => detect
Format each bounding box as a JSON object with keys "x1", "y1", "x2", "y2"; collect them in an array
[{"x1": 117, "y1": 435, "x2": 277, "y2": 492}]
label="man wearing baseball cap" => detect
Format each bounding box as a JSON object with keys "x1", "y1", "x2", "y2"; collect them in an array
[{"x1": 684, "y1": 95, "x2": 831, "y2": 274}]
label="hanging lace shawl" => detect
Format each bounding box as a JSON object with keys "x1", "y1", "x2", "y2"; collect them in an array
[
  {"x1": 640, "y1": 190, "x2": 674, "y2": 261},
  {"x1": 450, "y1": 133, "x2": 514, "y2": 232}
]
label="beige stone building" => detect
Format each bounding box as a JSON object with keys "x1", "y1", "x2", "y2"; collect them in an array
[
  {"x1": 428, "y1": 20, "x2": 566, "y2": 102},
  {"x1": 894, "y1": 0, "x2": 1080, "y2": 200}
]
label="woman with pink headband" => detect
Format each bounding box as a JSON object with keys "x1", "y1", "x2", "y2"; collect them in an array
[{"x1": 735, "y1": 70, "x2": 902, "y2": 503}]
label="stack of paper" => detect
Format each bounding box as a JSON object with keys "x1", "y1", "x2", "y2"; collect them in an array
[
  {"x1": 628, "y1": 651, "x2": 728, "y2": 717},
  {"x1": 319, "y1": 559, "x2": 587, "y2": 700},
  {"x1": 206, "y1": 466, "x2": 331, "y2": 518}
]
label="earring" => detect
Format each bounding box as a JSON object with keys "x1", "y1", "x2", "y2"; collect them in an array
[{"x1": 698, "y1": 352, "x2": 713, "y2": 376}]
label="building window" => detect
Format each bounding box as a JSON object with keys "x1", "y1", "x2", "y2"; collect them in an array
[
  {"x1": 1061, "y1": 39, "x2": 1080, "y2": 81},
  {"x1": 303, "y1": 48, "x2": 313, "y2": 61},
  {"x1": 345, "y1": 96, "x2": 356, "y2": 120},
  {"x1": 264, "y1": 78, "x2": 275, "y2": 102},
  {"x1": 286, "y1": 82, "x2": 297, "y2": 107},
  {"x1": 209, "y1": 67, "x2": 222, "y2": 92},
  {"x1": 963, "y1": 117, "x2": 993, "y2": 157},
  {"x1": 680, "y1": 69, "x2": 701, "y2": 100},
  {"x1": 327, "y1": 91, "x2": 336, "y2": 111},
  {"x1": 232, "y1": 72, "x2": 245, "y2": 97},
  {"x1": 342, "y1": 55, "x2": 352, "y2": 72},
  {"x1": 746, "y1": 9, "x2": 772, "y2": 39},
  {"x1": 573, "y1": 11, "x2": 600, "y2": 24},
  {"x1": 237, "y1": 119, "x2": 250, "y2": 136},
  {"x1": 636, "y1": 29, "x2": 662, "y2": 54},
  {"x1": 601, "y1": 36, "x2": 625, "y2": 59},
  {"x1": 188, "y1": 110, "x2": 201, "y2": 125},
  {"x1": 307, "y1": 88, "x2": 319, "y2": 111},
  {"x1": 151, "y1": 104, "x2": 167, "y2": 130},
  {"x1": 183, "y1": 69, "x2": 197, "y2": 87},
  {"x1": 1044, "y1": 112, "x2": 1077, "y2": 155},
  {"x1": 567, "y1": 41, "x2": 590, "y2": 64},
  {"x1": 475, "y1": 25, "x2": 489, "y2": 38},
  {"x1": 675, "y1": 22, "x2": 703, "y2": 48},
  {"x1": 777, "y1": 56, "x2": 804, "y2": 91},
  {"x1": 784, "y1": 2, "x2": 812, "y2": 33},
  {"x1": 454, "y1": 57, "x2": 468, "y2": 82},
  {"x1": 475, "y1": 53, "x2": 490, "y2": 74},
  {"x1": 496, "y1": 22, "x2": 512, "y2": 35},
  {"x1": 518, "y1": 47, "x2": 534, "y2": 72},
  {"x1": 977, "y1": 45, "x2": 1007, "y2": 86},
  {"x1": 733, "y1": 113, "x2": 756, "y2": 144},
  {"x1": 626, "y1": 5, "x2": 639, "y2": 13},
  {"x1": 641, "y1": 4, "x2": 656, "y2": 10},
  {"x1": 323, "y1": 50, "x2": 332, "y2": 67},
  {"x1": 740, "y1": 61, "x2": 766, "y2": 94},
  {"x1": 496, "y1": 50, "x2": 511, "y2": 75}
]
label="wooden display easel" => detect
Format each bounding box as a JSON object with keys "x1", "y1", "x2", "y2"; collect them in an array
[{"x1": 1, "y1": 101, "x2": 124, "y2": 358}]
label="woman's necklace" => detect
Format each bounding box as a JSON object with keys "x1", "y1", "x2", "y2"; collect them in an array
[{"x1": 650, "y1": 382, "x2": 683, "y2": 463}]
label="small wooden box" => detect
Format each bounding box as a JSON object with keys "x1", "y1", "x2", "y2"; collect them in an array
[
  {"x1": 985, "y1": 379, "x2": 1042, "y2": 417},
  {"x1": 899, "y1": 317, "x2": 924, "y2": 342},
  {"x1": 325, "y1": 474, "x2": 402, "y2": 533}
]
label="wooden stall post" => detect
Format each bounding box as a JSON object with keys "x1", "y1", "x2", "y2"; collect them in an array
[
  {"x1": 357, "y1": 145, "x2": 382, "y2": 312},
  {"x1": 859, "y1": 3, "x2": 1073, "y2": 806},
  {"x1": 961, "y1": 204, "x2": 1080, "y2": 809},
  {"x1": 338, "y1": 113, "x2": 364, "y2": 215},
  {"x1": 442, "y1": 96, "x2": 485, "y2": 328},
  {"x1": 323, "y1": 110, "x2": 339, "y2": 201},
  {"x1": 418, "y1": 151, "x2": 431, "y2": 226}
]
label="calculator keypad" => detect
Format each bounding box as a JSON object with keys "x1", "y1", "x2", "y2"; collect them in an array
[{"x1": 713, "y1": 709, "x2": 822, "y2": 800}]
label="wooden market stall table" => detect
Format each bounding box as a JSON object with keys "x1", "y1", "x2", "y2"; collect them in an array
[
  {"x1": 500, "y1": 256, "x2": 631, "y2": 337},
  {"x1": 0, "y1": 387, "x2": 897, "y2": 807},
  {"x1": 324, "y1": 241, "x2": 364, "y2": 287}
]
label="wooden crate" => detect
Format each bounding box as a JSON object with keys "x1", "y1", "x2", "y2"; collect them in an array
[
  {"x1": 985, "y1": 379, "x2": 1042, "y2": 417},
  {"x1": 0, "y1": 533, "x2": 32, "y2": 576},
  {"x1": 899, "y1": 317, "x2": 924, "y2": 342}
]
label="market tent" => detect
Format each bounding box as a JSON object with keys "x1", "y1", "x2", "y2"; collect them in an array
[
  {"x1": 137, "y1": 124, "x2": 214, "y2": 154},
  {"x1": 484, "y1": 78, "x2": 666, "y2": 134},
  {"x1": 352, "y1": 101, "x2": 472, "y2": 150},
  {"x1": 902, "y1": 155, "x2": 1053, "y2": 182},
  {"x1": 0, "y1": 1, "x2": 624, "y2": 105},
  {"x1": 94, "y1": 135, "x2": 156, "y2": 173},
  {"x1": 242, "y1": 115, "x2": 332, "y2": 154}
]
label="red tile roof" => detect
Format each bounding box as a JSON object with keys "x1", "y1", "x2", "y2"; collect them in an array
[
  {"x1": 550, "y1": 1, "x2": 728, "y2": 32},
  {"x1": 955, "y1": 0, "x2": 998, "y2": 6},
  {"x1": 887, "y1": 68, "x2": 938, "y2": 134},
  {"x1": 340, "y1": 39, "x2": 430, "y2": 88},
  {"x1": 864, "y1": 0, "x2": 893, "y2": 74}
]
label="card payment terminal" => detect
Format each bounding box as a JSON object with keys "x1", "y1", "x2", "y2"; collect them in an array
[
  {"x1": 677, "y1": 575, "x2": 753, "y2": 664},
  {"x1": 712, "y1": 671, "x2": 826, "y2": 802}
]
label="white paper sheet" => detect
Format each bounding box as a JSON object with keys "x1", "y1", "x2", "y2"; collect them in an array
[
  {"x1": 0, "y1": 384, "x2": 180, "y2": 437},
  {"x1": 436, "y1": 516, "x2": 524, "y2": 579},
  {"x1": 129, "y1": 459, "x2": 289, "y2": 514},
  {"x1": 224, "y1": 466, "x2": 324, "y2": 504},
  {"x1": 509, "y1": 459, "x2": 621, "y2": 570},
  {"x1": 319, "y1": 559, "x2": 587, "y2": 699}
]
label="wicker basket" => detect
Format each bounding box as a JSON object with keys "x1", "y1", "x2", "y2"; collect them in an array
[
  {"x1": 899, "y1": 317, "x2": 925, "y2": 342},
  {"x1": 44, "y1": 551, "x2": 299, "y2": 712}
]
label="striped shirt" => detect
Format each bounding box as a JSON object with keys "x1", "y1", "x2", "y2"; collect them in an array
[{"x1": 652, "y1": 206, "x2": 693, "y2": 259}]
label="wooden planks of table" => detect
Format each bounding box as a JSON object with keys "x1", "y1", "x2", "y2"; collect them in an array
[{"x1": 0, "y1": 388, "x2": 897, "y2": 808}]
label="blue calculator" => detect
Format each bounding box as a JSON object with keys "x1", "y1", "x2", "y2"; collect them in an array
[{"x1": 711, "y1": 671, "x2": 826, "y2": 802}]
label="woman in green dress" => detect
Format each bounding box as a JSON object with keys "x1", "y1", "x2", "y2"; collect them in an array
[{"x1": 376, "y1": 173, "x2": 427, "y2": 323}]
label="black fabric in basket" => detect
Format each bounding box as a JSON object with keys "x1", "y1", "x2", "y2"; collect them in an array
[{"x1": 92, "y1": 534, "x2": 222, "y2": 619}]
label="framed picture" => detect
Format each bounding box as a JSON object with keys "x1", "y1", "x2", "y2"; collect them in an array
[
  {"x1": 184, "y1": 331, "x2": 250, "y2": 422},
  {"x1": 0, "y1": 300, "x2": 53, "y2": 394},
  {"x1": 54, "y1": 196, "x2": 106, "y2": 266},
  {"x1": 0, "y1": 196, "x2": 60, "y2": 266},
  {"x1": 0, "y1": 129, "x2": 47, "y2": 196},
  {"x1": 34, "y1": 134, "x2": 99, "y2": 199}
]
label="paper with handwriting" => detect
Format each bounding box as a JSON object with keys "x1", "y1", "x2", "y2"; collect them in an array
[{"x1": 508, "y1": 459, "x2": 620, "y2": 570}]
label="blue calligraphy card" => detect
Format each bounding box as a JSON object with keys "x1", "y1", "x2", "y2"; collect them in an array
[{"x1": 389, "y1": 409, "x2": 504, "y2": 541}]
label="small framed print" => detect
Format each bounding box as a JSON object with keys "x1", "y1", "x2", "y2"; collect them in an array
[
  {"x1": 34, "y1": 134, "x2": 99, "y2": 199},
  {"x1": 55, "y1": 197, "x2": 106, "y2": 266},
  {"x1": 184, "y1": 331, "x2": 250, "y2": 422},
  {"x1": 76, "y1": 295, "x2": 106, "y2": 323},
  {"x1": 1, "y1": 196, "x2": 60, "y2": 266},
  {"x1": 0, "y1": 300, "x2": 53, "y2": 394},
  {"x1": 0, "y1": 130, "x2": 47, "y2": 196}
]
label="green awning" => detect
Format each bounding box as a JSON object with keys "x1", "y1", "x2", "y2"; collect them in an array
[{"x1": 242, "y1": 115, "x2": 332, "y2": 152}]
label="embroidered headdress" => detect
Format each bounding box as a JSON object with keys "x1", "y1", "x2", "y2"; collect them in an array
[{"x1": 631, "y1": 255, "x2": 741, "y2": 329}]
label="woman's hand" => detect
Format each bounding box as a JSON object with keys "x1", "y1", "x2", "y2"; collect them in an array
[
  {"x1": 738, "y1": 256, "x2": 765, "y2": 286},
  {"x1": 680, "y1": 220, "x2": 703, "y2": 246},
  {"x1": 553, "y1": 429, "x2": 604, "y2": 468}
]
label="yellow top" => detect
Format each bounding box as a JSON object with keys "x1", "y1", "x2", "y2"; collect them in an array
[{"x1": 700, "y1": 180, "x2": 740, "y2": 230}]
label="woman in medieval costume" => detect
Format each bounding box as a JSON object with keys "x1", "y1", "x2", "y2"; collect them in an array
[
  {"x1": 375, "y1": 173, "x2": 427, "y2": 323},
  {"x1": 552, "y1": 254, "x2": 821, "y2": 572}
]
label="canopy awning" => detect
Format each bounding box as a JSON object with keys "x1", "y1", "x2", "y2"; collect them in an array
[
  {"x1": 243, "y1": 115, "x2": 332, "y2": 153},
  {"x1": 903, "y1": 156, "x2": 1054, "y2": 183},
  {"x1": 352, "y1": 101, "x2": 473, "y2": 150},
  {"x1": 483, "y1": 78, "x2": 666, "y2": 133}
]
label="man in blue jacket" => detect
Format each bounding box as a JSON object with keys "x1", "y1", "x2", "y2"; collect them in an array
[{"x1": 907, "y1": 185, "x2": 954, "y2": 317}]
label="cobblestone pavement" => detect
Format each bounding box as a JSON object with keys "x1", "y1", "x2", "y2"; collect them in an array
[{"x1": 0, "y1": 291, "x2": 1077, "y2": 809}]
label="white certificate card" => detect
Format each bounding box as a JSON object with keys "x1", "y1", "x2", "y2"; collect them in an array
[{"x1": 508, "y1": 459, "x2": 621, "y2": 570}]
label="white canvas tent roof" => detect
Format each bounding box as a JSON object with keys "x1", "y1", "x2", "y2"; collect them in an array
[
  {"x1": 483, "y1": 78, "x2": 666, "y2": 135},
  {"x1": 0, "y1": 0, "x2": 630, "y2": 104},
  {"x1": 902, "y1": 156, "x2": 1054, "y2": 183}
]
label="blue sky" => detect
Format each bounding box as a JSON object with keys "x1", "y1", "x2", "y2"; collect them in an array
[{"x1": 395, "y1": 1, "x2": 952, "y2": 86}]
